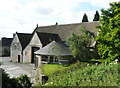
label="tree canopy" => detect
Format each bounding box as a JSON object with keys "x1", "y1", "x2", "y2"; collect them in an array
[
  {"x1": 82, "y1": 13, "x2": 89, "y2": 22},
  {"x1": 96, "y1": 2, "x2": 120, "y2": 62},
  {"x1": 67, "y1": 26, "x2": 94, "y2": 61},
  {"x1": 93, "y1": 11, "x2": 100, "y2": 21}
]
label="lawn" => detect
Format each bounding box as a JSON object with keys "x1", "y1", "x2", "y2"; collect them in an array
[{"x1": 40, "y1": 64, "x2": 68, "y2": 76}]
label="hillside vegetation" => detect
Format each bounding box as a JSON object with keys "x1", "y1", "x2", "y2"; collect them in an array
[{"x1": 44, "y1": 62, "x2": 119, "y2": 86}]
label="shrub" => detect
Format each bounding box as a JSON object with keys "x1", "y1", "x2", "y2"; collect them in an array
[
  {"x1": 2, "y1": 68, "x2": 22, "y2": 88},
  {"x1": 2, "y1": 68, "x2": 32, "y2": 88},
  {"x1": 45, "y1": 63, "x2": 119, "y2": 86},
  {"x1": 17, "y1": 74, "x2": 32, "y2": 88}
]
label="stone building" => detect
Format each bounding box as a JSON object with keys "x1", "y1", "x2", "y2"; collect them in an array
[
  {"x1": 33, "y1": 21, "x2": 100, "y2": 41},
  {"x1": 35, "y1": 41, "x2": 72, "y2": 67},
  {"x1": 23, "y1": 32, "x2": 61, "y2": 63},
  {"x1": 10, "y1": 32, "x2": 33, "y2": 62},
  {"x1": 33, "y1": 21, "x2": 100, "y2": 59},
  {"x1": 0, "y1": 38, "x2": 13, "y2": 57},
  {"x1": 10, "y1": 21, "x2": 100, "y2": 63}
]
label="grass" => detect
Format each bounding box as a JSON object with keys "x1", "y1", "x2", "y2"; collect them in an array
[
  {"x1": 40, "y1": 64, "x2": 68, "y2": 76},
  {"x1": 40, "y1": 61, "x2": 90, "y2": 77},
  {"x1": 45, "y1": 63, "x2": 119, "y2": 86}
]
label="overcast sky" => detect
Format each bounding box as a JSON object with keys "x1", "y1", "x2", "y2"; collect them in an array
[{"x1": 0, "y1": 0, "x2": 119, "y2": 38}]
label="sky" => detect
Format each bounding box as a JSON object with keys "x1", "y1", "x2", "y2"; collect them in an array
[{"x1": 0, "y1": 0, "x2": 119, "y2": 38}]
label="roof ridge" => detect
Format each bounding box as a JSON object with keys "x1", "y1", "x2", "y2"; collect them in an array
[
  {"x1": 37, "y1": 21, "x2": 100, "y2": 28},
  {"x1": 16, "y1": 32, "x2": 32, "y2": 35}
]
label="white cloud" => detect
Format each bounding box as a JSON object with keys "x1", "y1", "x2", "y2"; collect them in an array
[{"x1": 0, "y1": 0, "x2": 119, "y2": 37}]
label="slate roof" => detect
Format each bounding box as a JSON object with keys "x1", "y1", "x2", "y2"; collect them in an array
[
  {"x1": 17, "y1": 33, "x2": 33, "y2": 50},
  {"x1": 36, "y1": 32, "x2": 61, "y2": 47},
  {"x1": 0, "y1": 38, "x2": 13, "y2": 46},
  {"x1": 35, "y1": 41, "x2": 71, "y2": 56},
  {"x1": 34, "y1": 21, "x2": 100, "y2": 41}
]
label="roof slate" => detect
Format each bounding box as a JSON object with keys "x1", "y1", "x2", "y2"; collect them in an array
[
  {"x1": 34, "y1": 21, "x2": 100, "y2": 41},
  {"x1": 17, "y1": 33, "x2": 33, "y2": 50},
  {"x1": 35, "y1": 41, "x2": 71, "y2": 56},
  {"x1": 0, "y1": 38, "x2": 13, "y2": 46},
  {"x1": 36, "y1": 32, "x2": 61, "y2": 47}
]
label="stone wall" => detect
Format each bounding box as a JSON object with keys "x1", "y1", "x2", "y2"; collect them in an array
[
  {"x1": 23, "y1": 33, "x2": 42, "y2": 63},
  {"x1": 10, "y1": 34, "x2": 22, "y2": 62}
]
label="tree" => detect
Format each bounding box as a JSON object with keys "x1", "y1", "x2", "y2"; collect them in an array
[
  {"x1": 82, "y1": 13, "x2": 89, "y2": 22},
  {"x1": 96, "y1": 2, "x2": 120, "y2": 62},
  {"x1": 93, "y1": 11, "x2": 100, "y2": 21},
  {"x1": 67, "y1": 26, "x2": 94, "y2": 61}
]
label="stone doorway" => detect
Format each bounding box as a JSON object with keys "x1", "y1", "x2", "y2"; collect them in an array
[{"x1": 18, "y1": 55, "x2": 20, "y2": 62}]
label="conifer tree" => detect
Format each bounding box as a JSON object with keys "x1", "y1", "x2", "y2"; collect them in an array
[
  {"x1": 93, "y1": 11, "x2": 100, "y2": 21},
  {"x1": 82, "y1": 13, "x2": 89, "y2": 22}
]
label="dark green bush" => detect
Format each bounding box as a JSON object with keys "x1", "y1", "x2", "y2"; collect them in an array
[
  {"x1": 17, "y1": 74, "x2": 32, "y2": 88},
  {"x1": 2, "y1": 69, "x2": 22, "y2": 88},
  {"x1": 2, "y1": 68, "x2": 32, "y2": 88}
]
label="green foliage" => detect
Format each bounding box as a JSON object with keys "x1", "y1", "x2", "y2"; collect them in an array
[
  {"x1": 17, "y1": 74, "x2": 32, "y2": 88},
  {"x1": 82, "y1": 13, "x2": 89, "y2": 22},
  {"x1": 40, "y1": 64, "x2": 68, "y2": 76},
  {"x1": 44, "y1": 63, "x2": 119, "y2": 86},
  {"x1": 2, "y1": 69, "x2": 22, "y2": 88},
  {"x1": 67, "y1": 26, "x2": 94, "y2": 61},
  {"x1": 90, "y1": 58, "x2": 106, "y2": 63},
  {"x1": 93, "y1": 11, "x2": 100, "y2": 21},
  {"x1": 96, "y1": 2, "x2": 120, "y2": 62},
  {"x1": 34, "y1": 82, "x2": 42, "y2": 87},
  {"x1": 2, "y1": 68, "x2": 32, "y2": 88},
  {"x1": 50, "y1": 61, "x2": 90, "y2": 77}
]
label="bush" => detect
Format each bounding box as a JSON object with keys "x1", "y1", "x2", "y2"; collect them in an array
[
  {"x1": 2, "y1": 69, "x2": 22, "y2": 88},
  {"x1": 45, "y1": 63, "x2": 119, "y2": 86},
  {"x1": 2, "y1": 68, "x2": 32, "y2": 88},
  {"x1": 17, "y1": 74, "x2": 32, "y2": 88}
]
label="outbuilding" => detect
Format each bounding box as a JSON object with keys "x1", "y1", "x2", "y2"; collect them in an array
[{"x1": 34, "y1": 41, "x2": 72, "y2": 67}]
